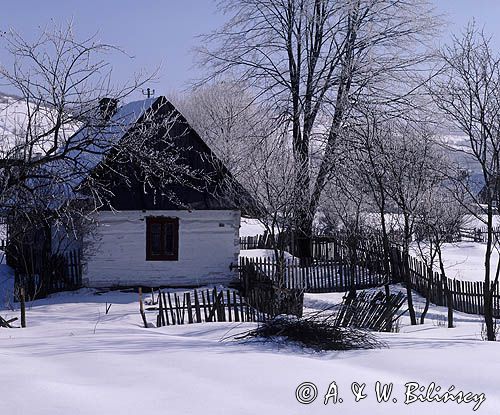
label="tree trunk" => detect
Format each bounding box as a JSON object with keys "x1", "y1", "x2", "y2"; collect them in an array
[
  {"x1": 484, "y1": 202, "x2": 495, "y2": 341},
  {"x1": 295, "y1": 212, "x2": 313, "y2": 266},
  {"x1": 420, "y1": 268, "x2": 432, "y2": 324},
  {"x1": 403, "y1": 215, "x2": 417, "y2": 325},
  {"x1": 378, "y1": 203, "x2": 393, "y2": 331},
  {"x1": 436, "y1": 246, "x2": 453, "y2": 328},
  {"x1": 403, "y1": 252, "x2": 417, "y2": 325},
  {"x1": 20, "y1": 287, "x2": 26, "y2": 328},
  {"x1": 348, "y1": 234, "x2": 358, "y2": 290}
]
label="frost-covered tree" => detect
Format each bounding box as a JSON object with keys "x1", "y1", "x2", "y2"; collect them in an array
[
  {"x1": 198, "y1": 0, "x2": 440, "y2": 262},
  {"x1": 173, "y1": 81, "x2": 272, "y2": 178},
  {"x1": 383, "y1": 122, "x2": 443, "y2": 324},
  {"x1": 430, "y1": 23, "x2": 500, "y2": 340},
  {"x1": 320, "y1": 160, "x2": 372, "y2": 290},
  {"x1": 414, "y1": 185, "x2": 468, "y2": 325},
  {"x1": 0, "y1": 24, "x2": 202, "y2": 274}
]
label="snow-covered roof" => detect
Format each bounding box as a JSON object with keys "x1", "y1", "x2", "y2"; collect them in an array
[
  {"x1": 57, "y1": 97, "x2": 157, "y2": 183},
  {"x1": 16, "y1": 97, "x2": 158, "y2": 208}
]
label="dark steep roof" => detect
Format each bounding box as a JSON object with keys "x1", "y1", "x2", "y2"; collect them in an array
[{"x1": 82, "y1": 96, "x2": 255, "y2": 212}]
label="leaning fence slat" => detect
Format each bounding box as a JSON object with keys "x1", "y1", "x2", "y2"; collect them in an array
[
  {"x1": 158, "y1": 291, "x2": 165, "y2": 327},
  {"x1": 193, "y1": 290, "x2": 202, "y2": 323},
  {"x1": 186, "y1": 292, "x2": 193, "y2": 324},
  {"x1": 167, "y1": 292, "x2": 176, "y2": 325}
]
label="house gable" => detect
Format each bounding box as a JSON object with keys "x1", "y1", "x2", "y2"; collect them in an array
[{"x1": 90, "y1": 97, "x2": 243, "y2": 211}]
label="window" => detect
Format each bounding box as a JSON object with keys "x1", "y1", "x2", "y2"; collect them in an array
[{"x1": 146, "y1": 217, "x2": 179, "y2": 261}]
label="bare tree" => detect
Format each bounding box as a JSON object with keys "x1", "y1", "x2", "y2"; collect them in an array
[
  {"x1": 198, "y1": 0, "x2": 440, "y2": 262},
  {"x1": 368, "y1": 120, "x2": 443, "y2": 325},
  {"x1": 0, "y1": 24, "x2": 146, "y2": 211},
  {"x1": 0, "y1": 24, "x2": 203, "y2": 290},
  {"x1": 320, "y1": 160, "x2": 372, "y2": 293},
  {"x1": 173, "y1": 80, "x2": 271, "y2": 178},
  {"x1": 228, "y1": 134, "x2": 300, "y2": 283},
  {"x1": 414, "y1": 185, "x2": 468, "y2": 324},
  {"x1": 430, "y1": 23, "x2": 500, "y2": 340},
  {"x1": 345, "y1": 108, "x2": 399, "y2": 302}
]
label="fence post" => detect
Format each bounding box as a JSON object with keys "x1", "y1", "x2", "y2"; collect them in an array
[
  {"x1": 138, "y1": 287, "x2": 148, "y2": 328},
  {"x1": 444, "y1": 280, "x2": 453, "y2": 328},
  {"x1": 20, "y1": 287, "x2": 26, "y2": 328}
]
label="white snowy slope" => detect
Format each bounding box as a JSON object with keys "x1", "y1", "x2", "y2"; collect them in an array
[
  {"x1": 240, "y1": 217, "x2": 267, "y2": 236},
  {"x1": 0, "y1": 92, "x2": 76, "y2": 154},
  {"x1": 411, "y1": 241, "x2": 500, "y2": 282}
]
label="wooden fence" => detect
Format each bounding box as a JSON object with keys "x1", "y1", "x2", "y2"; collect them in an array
[
  {"x1": 239, "y1": 258, "x2": 304, "y2": 317},
  {"x1": 155, "y1": 287, "x2": 268, "y2": 326},
  {"x1": 240, "y1": 233, "x2": 386, "y2": 263},
  {"x1": 239, "y1": 256, "x2": 387, "y2": 293},
  {"x1": 240, "y1": 233, "x2": 500, "y2": 318},
  {"x1": 457, "y1": 227, "x2": 500, "y2": 243},
  {"x1": 240, "y1": 234, "x2": 273, "y2": 250},
  {"x1": 395, "y1": 250, "x2": 500, "y2": 317},
  {"x1": 14, "y1": 249, "x2": 83, "y2": 299},
  {"x1": 334, "y1": 290, "x2": 407, "y2": 331}
]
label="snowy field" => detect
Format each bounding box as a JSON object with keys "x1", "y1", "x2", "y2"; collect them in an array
[
  {"x1": 0, "y1": 274, "x2": 499, "y2": 413},
  {"x1": 412, "y1": 242, "x2": 500, "y2": 282},
  {"x1": 0, "y1": 287, "x2": 497, "y2": 414},
  {"x1": 2, "y1": 227, "x2": 500, "y2": 414},
  {"x1": 240, "y1": 217, "x2": 266, "y2": 236}
]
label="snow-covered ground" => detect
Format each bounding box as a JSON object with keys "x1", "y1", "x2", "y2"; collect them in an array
[
  {"x1": 411, "y1": 241, "x2": 500, "y2": 282},
  {"x1": 0, "y1": 283, "x2": 498, "y2": 414},
  {"x1": 2, "y1": 225, "x2": 500, "y2": 414},
  {"x1": 240, "y1": 217, "x2": 266, "y2": 236}
]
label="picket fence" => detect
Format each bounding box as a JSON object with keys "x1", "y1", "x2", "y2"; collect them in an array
[
  {"x1": 240, "y1": 234, "x2": 500, "y2": 318},
  {"x1": 239, "y1": 256, "x2": 387, "y2": 293},
  {"x1": 14, "y1": 248, "x2": 83, "y2": 299},
  {"x1": 155, "y1": 287, "x2": 268, "y2": 326},
  {"x1": 400, "y1": 252, "x2": 500, "y2": 317}
]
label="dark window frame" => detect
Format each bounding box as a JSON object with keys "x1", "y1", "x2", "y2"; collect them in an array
[{"x1": 146, "y1": 216, "x2": 179, "y2": 261}]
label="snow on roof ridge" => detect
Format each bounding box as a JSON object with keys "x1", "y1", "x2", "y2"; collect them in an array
[{"x1": 32, "y1": 96, "x2": 160, "y2": 206}]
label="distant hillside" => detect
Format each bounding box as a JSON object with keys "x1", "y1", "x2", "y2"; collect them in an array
[
  {"x1": 0, "y1": 92, "x2": 77, "y2": 155},
  {"x1": 0, "y1": 92, "x2": 26, "y2": 150},
  {"x1": 438, "y1": 134, "x2": 484, "y2": 195}
]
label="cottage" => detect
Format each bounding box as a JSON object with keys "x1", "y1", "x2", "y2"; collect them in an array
[{"x1": 11, "y1": 96, "x2": 252, "y2": 290}]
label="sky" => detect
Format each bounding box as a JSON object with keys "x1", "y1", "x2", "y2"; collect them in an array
[{"x1": 0, "y1": 1, "x2": 500, "y2": 100}]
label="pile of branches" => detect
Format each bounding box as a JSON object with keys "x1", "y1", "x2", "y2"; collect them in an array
[{"x1": 235, "y1": 314, "x2": 385, "y2": 351}]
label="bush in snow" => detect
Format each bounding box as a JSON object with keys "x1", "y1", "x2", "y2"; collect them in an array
[{"x1": 235, "y1": 315, "x2": 385, "y2": 352}]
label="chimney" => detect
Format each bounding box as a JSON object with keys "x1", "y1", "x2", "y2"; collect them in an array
[{"x1": 99, "y1": 98, "x2": 118, "y2": 121}]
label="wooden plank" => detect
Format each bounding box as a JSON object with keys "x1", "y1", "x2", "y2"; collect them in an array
[
  {"x1": 201, "y1": 290, "x2": 209, "y2": 321},
  {"x1": 174, "y1": 294, "x2": 182, "y2": 324},
  {"x1": 233, "y1": 291, "x2": 240, "y2": 322},
  {"x1": 162, "y1": 292, "x2": 170, "y2": 326},
  {"x1": 207, "y1": 288, "x2": 221, "y2": 322},
  {"x1": 138, "y1": 287, "x2": 148, "y2": 328},
  {"x1": 167, "y1": 292, "x2": 176, "y2": 325},
  {"x1": 239, "y1": 293, "x2": 245, "y2": 322},
  {"x1": 158, "y1": 290, "x2": 165, "y2": 327},
  {"x1": 193, "y1": 289, "x2": 202, "y2": 323},
  {"x1": 467, "y1": 281, "x2": 473, "y2": 314},
  {"x1": 227, "y1": 290, "x2": 232, "y2": 322},
  {"x1": 206, "y1": 289, "x2": 213, "y2": 322},
  {"x1": 186, "y1": 292, "x2": 193, "y2": 324}
]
